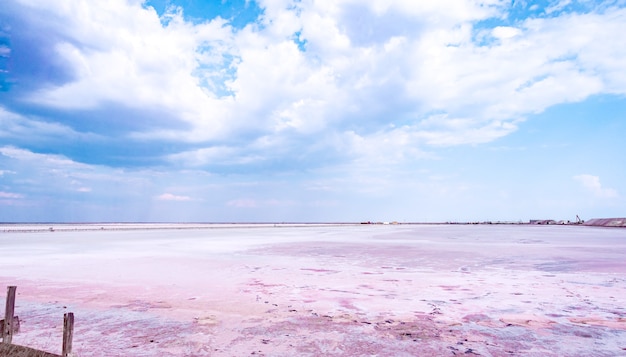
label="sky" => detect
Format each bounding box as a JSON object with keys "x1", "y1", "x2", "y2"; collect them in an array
[{"x1": 0, "y1": 0, "x2": 625, "y2": 223}]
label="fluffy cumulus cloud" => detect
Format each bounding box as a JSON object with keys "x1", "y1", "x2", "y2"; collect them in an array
[
  {"x1": 4, "y1": 0, "x2": 625, "y2": 153},
  {"x1": 0, "y1": 0, "x2": 625, "y2": 221}
]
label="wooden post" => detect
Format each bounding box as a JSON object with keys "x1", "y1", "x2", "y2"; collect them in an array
[
  {"x1": 3, "y1": 286, "x2": 16, "y2": 344},
  {"x1": 62, "y1": 312, "x2": 74, "y2": 357}
]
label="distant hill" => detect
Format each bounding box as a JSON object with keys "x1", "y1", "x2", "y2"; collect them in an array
[{"x1": 583, "y1": 218, "x2": 626, "y2": 227}]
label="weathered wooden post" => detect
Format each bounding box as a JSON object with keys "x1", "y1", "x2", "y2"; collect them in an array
[
  {"x1": 1, "y1": 286, "x2": 74, "y2": 357},
  {"x1": 2, "y1": 286, "x2": 17, "y2": 344},
  {"x1": 62, "y1": 312, "x2": 74, "y2": 357}
]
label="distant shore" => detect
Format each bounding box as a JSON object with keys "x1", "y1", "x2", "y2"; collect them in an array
[{"x1": 1, "y1": 218, "x2": 625, "y2": 233}]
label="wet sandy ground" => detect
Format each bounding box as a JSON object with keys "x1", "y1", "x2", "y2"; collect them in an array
[{"x1": 1, "y1": 224, "x2": 625, "y2": 356}]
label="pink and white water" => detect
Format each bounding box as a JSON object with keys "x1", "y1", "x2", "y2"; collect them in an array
[{"x1": 1, "y1": 224, "x2": 625, "y2": 356}]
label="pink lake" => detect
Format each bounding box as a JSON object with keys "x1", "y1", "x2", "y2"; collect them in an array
[{"x1": 1, "y1": 224, "x2": 625, "y2": 356}]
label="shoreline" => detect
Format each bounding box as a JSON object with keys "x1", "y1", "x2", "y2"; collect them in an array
[{"x1": 4, "y1": 219, "x2": 621, "y2": 233}]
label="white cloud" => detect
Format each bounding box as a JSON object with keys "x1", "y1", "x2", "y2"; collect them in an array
[
  {"x1": 4, "y1": 0, "x2": 626, "y2": 169},
  {"x1": 15, "y1": 0, "x2": 234, "y2": 140},
  {"x1": 492, "y1": 26, "x2": 522, "y2": 39},
  {"x1": 156, "y1": 193, "x2": 192, "y2": 201},
  {"x1": 166, "y1": 146, "x2": 265, "y2": 167},
  {"x1": 0, "y1": 45, "x2": 10, "y2": 57},
  {"x1": 0, "y1": 191, "x2": 23, "y2": 199},
  {"x1": 545, "y1": 0, "x2": 572, "y2": 14},
  {"x1": 0, "y1": 146, "x2": 153, "y2": 203},
  {"x1": 0, "y1": 106, "x2": 99, "y2": 141},
  {"x1": 573, "y1": 174, "x2": 619, "y2": 198},
  {"x1": 342, "y1": 128, "x2": 432, "y2": 166},
  {"x1": 408, "y1": 9, "x2": 624, "y2": 121},
  {"x1": 0, "y1": 145, "x2": 85, "y2": 167}
]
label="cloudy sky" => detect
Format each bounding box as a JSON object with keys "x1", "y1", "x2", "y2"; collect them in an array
[{"x1": 0, "y1": 0, "x2": 624, "y2": 222}]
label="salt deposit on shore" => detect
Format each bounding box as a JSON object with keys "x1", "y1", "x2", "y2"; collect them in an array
[{"x1": 1, "y1": 224, "x2": 625, "y2": 356}]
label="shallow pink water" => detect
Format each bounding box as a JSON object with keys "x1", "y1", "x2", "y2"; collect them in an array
[{"x1": 1, "y1": 224, "x2": 625, "y2": 356}]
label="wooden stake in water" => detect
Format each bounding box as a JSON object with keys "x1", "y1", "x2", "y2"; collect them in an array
[
  {"x1": 2, "y1": 286, "x2": 16, "y2": 344},
  {"x1": 62, "y1": 312, "x2": 74, "y2": 357}
]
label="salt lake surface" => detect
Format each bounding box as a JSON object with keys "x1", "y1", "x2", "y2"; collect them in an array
[{"x1": 1, "y1": 224, "x2": 625, "y2": 356}]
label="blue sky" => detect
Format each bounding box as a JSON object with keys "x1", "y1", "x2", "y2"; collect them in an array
[{"x1": 1, "y1": 0, "x2": 625, "y2": 222}]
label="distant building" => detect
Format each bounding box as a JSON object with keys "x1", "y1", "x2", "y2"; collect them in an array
[{"x1": 529, "y1": 219, "x2": 557, "y2": 225}]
